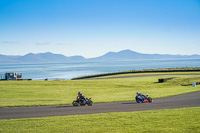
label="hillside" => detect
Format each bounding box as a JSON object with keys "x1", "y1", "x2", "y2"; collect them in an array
[
  {"x1": 92, "y1": 49, "x2": 200, "y2": 61},
  {"x1": 0, "y1": 50, "x2": 200, "y2": 63},
  {"x1": 0, "y1": 52, "x2": 86, "y2": 63}
]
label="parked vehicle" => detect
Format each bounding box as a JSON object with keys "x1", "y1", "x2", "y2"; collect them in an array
[
  {"x1": 135, "y1": 94, "x2": 153, "y2": 103},
  {"x1": 72, "y1": 97, "x2": 93, "y2": 106}
]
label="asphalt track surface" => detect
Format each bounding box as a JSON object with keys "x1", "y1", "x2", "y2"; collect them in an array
[{"x1": 0, "y1": 91, "x2": 200, "y2": 119}]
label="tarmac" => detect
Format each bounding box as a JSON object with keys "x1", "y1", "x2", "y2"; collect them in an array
[{"x1": 0, "y1": 91, "x2": 200, "y2": 119}]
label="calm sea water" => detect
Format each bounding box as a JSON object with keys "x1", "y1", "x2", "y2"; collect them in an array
[{"x1": 0, "y1": 58, "x2": 200, "y2": 80}]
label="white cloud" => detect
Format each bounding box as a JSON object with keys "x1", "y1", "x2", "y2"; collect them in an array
[
  {"x1": 1, "y1": 41, "x2": 18, "y2": 44},
  {"x1": 36, "y1": 42, "x2": 74, "y2": 46}
]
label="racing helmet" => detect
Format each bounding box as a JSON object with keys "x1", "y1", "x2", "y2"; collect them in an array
[
  {"x1": 136, "y1": 92, "x2": 140, "y2": 94},
  {"x1": 78, "y1": 92, "x2": 82, "y2": 95}
]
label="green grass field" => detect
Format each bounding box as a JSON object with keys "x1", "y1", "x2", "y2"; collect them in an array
[
  {"x1": 95, "y1": 71, "x2": 200, "y2": 78},
  {"x1": 0, "y1": 72, "x2": 200, "y2": 132},
  {"x1": 0, "y1": 72, "x2": 200, "y2": 107},
  {"x1": 0, "y1": 107, "x2": 199, "y2": 133}
]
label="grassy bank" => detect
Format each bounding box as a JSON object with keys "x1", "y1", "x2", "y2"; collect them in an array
[
  {"x1": 71, "y1": 67, "x2": 200, "y2": 80},
  {"x1": 0, "y1": 73, "x2": 200, "y2": 107},
  {"x1": 0, "y1": 107, "x2": 199, "y2": 133},
  {"x1": 95, "y1": 71, "x2": 200, "y2": 79}
]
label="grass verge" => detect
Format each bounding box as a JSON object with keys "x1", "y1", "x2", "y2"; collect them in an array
[{"x1": 0, "y1": 107, "x2": 199, "y2": 133}]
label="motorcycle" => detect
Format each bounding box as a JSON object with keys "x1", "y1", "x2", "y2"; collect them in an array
[
  {"x1": 135, "y1": 94, "x2": 153, "y2": 103},
  {"x1": 72, "y1": 97, "x2": 93, "y2": 106}
]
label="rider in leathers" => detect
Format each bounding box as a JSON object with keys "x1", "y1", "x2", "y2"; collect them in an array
[
  {"x1": 78, "y1": 92, "x2": 86, "y2": 104},
  {"x1": 136, "y1": 92, "x2": 147, "y2": 102}
]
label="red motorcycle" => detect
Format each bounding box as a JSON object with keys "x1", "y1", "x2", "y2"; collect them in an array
[{"x1": 72, "y1": 97, "x2": 93, "y2": 106}]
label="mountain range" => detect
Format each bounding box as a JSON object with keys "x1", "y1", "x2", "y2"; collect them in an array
[{"x1": 0, "y1": 50, "x2": 200, "y2": 63}]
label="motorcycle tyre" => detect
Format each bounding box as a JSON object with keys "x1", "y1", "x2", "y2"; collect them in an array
[
  {"x1": 148, "y1": 97, "x2": 153, "y2": 103},
  {"x1": 87, "y1": 99, "x2": 93, "y2": 106},
  {"x1": 136, "y1": 98, "x2": 142, "y2": 103},
  {"x1": 72, "y1": 101, "x2": 80, "y2": 106}
]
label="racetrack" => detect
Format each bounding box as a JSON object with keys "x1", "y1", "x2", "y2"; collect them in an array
[{"x1": 0, "y1": 91, "x2": 200, "y2": 119}]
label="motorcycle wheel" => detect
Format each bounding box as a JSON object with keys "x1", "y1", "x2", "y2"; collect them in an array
[
  {"x1": 87, "y1": 99, "x2": 93, "y2": 106},
  {"x1": 136, "y1": 98, "x2": 142, "y2": 103},
  {"x1": 148, "y1": 97, "x2": 153, "y2": 103},
  {"x1": 72, "y1": 101, "x2": 79, "y2": 106}
]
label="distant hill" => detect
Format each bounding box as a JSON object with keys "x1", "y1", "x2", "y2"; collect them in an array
[
  {"x1": 17, "y1": 52, "x2": 70, "y2": 62},
  {"x1": 0, "y1": 52, "x2": 86, "y2": 63},
  {"x1": 91, "y1": 49, "x2": 200, "y2": 61},
  {"x1": 0, "y1": 50, "x2": 200, "y2": 63},
  {"x1": 0, "y1": 54, "x2": 20, "y2": 63}
]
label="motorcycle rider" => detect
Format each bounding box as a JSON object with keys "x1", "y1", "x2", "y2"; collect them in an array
[
  {"x1": 136, "y1": 92, "x2": 147, "y2": 102},
  {"x1": 77, "y1": 92, "x2": 87, "y2": 104}
]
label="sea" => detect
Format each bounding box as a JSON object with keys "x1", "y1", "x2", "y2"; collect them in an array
[{"x1": 0, "y1": 58, "x2": 200, "y2": 80}]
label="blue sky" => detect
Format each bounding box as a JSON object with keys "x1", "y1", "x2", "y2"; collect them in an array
[{"x1": 0, "y1": 0, "x2": 200, "y2": 58}]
